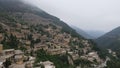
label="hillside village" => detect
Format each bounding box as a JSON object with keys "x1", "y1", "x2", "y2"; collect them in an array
[
  {"x1": 0, "y1": 21, "x2": 106, "y2": 68},
  {"x1": 0, "y1": 0, "x2": 109, "y2": 68}
]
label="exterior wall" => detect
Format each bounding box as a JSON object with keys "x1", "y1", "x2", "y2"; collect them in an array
[
  {"x1": 0, "y1": 44, "x2": 3, "y2": 53},
  {"x1": 0, "y1": 34, "x2": 3, "y2": 42},
  {"x1": 15, "y1": 55, "x2": 24, "y2": 65},
  {"x1": 16, "y1": 60, "x2": 23, "y2": 65}
]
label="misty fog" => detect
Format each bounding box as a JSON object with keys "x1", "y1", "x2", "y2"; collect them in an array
[{"x1": 22, "y1": 0, "x2": 120, "y2": 32}]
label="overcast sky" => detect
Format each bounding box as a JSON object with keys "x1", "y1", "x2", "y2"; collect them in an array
[{"x1": 23, "y1": 0, "x2": 120, "y2": 32}]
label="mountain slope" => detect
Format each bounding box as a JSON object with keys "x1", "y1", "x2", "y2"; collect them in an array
[
  {"x1": 95, "y1": 26, "x2": 120, "y2": 50},
  {"x1": 0, "y1": 0, "x2": 106, "y2": 68},
  {"x1": 86, "y1": 30, "x2": 105, "y2": 39},
  {"x1": 71, "y1": 26, "x2": 93, "y2": 39},
  {"x1": 0, "y1": 0, "x2": 81, "y2": 38}
]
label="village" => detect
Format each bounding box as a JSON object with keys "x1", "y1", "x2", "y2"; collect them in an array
[{"x1": 0, "y1": 22, "x2": 104, "y2": 68}]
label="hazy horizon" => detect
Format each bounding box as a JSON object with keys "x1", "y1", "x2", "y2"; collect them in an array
[{"x1": 23, "y1": 0, "x2": 120, "y2": 32}]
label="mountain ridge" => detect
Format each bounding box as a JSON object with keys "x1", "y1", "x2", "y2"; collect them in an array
[
  {"x1": 0, "y1": 0, "x2": 107, "y2": 68},
  {"x1": 71, "y1": 25, "x2": 94, "y2": 39},
  {"x1": 95, "y1": 26, "x2": 120, "y2": 50}
]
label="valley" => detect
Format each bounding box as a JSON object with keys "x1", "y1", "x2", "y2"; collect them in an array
[{"x1": 0, "y1": 0, "x2": 120, "y2": 68}]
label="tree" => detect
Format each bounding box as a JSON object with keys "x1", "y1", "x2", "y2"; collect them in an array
[
  {"x1": 9, "y1": 34, "x2": 19, "y2": 49},
  {"x1": 3, "y1": 59, "x2": 11, "y2": 68}
]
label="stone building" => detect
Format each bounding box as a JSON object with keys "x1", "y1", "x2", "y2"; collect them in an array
[
  {"x1": 34, "y1": 43, "x2": 48, "y2": 51},
  {"x1": 40, "y1": 61, "x2": 55, "y2": 68},
  {"x1": 47, "y1": 49, "x2": 66, "y2": 55},
  {"x1": 14, "y1": 50, "x2": 24, "y2": 65}
]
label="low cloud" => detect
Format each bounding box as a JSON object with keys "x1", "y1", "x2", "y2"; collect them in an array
[{"x1": 22, "y1": 0, "x2": 120, "y2": 32}]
